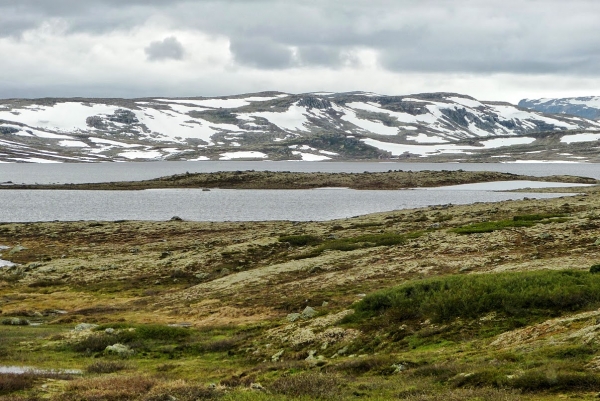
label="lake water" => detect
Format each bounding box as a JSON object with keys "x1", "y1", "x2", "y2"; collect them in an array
[
  {"x1": 0, "y1": 161, "x2": 599, "y2": 185},
  {"x1": 0, "y1": 186, "x2": 576, "y2": 223},
  {"x1": 0, "y1": 366, "x2": 82, "y2": 375},
  {"x1": 0, "y1": 162, "x2": 594, "y2": 223}
]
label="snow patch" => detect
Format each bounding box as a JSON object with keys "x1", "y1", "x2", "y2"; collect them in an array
[
  {"x1": 560, "y1": 133, "x2": 600, "y2": 144},
  {"x1": 0, "y1": 102, "x2": 120, "y2": 132},
  {"x1": 118, "y1": 149, "x2": 163, "y2": 159},
  {"x1": 58, "y1": 140, "x2": 89, "y2": 147},
  {"x1": 219, "y1": 151, "x2": 268, "y2": 160},
  {"x1": 406, "y1": 133, "x2": 449, "y2": 143}
]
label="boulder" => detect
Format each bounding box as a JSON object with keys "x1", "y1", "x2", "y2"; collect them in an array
[{"x1": 105, "y1": 343, "x2": 134, "y2": 357}]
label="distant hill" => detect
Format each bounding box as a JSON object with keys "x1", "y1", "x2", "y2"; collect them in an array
[
  {"x1": 519, "y1": 96, "x2": 600, "y2": 120},
  {"x1": 1, "y1": 92, "x2": 600, "y2": 163}
]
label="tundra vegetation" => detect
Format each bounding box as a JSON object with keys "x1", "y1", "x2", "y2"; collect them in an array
[{"x1": 1, "y1": 174, "x2": 600, "y2": 399}]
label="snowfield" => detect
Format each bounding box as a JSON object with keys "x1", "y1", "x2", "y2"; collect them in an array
[{"x1": 0, "y1": 92, "x2": 597, "y2": 162}]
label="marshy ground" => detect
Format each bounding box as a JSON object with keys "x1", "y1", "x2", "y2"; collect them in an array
[{"x1": 1, "y1": 171, "x2": 600, "y2": 400}]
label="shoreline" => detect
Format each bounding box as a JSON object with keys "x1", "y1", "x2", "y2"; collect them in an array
[{"x1": 0, "y1": 170, "x2": 597, "y2": 191}]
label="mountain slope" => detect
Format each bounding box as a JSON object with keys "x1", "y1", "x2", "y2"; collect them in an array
[
  {"x1": 1, "y1": 92, "x2": 599, "y2": 163},
  {"x1": 519, "y1": 96, "x2": 600, "y2": 120}
]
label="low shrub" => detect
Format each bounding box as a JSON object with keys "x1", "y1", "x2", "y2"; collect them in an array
[
  {"x1": 352, "y1": 270, "x2": 600, "y2": 324},
  {"x1": 329, "y1": 355, "x2": 395, "y2": 375},
  {"x1": 0, "y1": 373, "x2": 36, "y2": 395},
  {"x1": 72, "y1": 334, "x2": 120, "y2": 353},
  {"x1": 402, "y1": 388, "x2": 520, "y2": 401},
  {"x1": 270, "y1": 372, "x2": 344, "y2": 399},
  {"x1": 143, "y1": 381, "x2": 221, "y2": 401},
  {"x1": 509, "y1": 369, "x2": 600, "y2": 392},
  {"x1": 512, "y1": 213, "x2": 565, "y2": 221},
  {"x1": 86, "y1": 361, "x2": 128, "y2": 374},
  {"x1": 62, "y1": 375, "x2": 156, "y2": 400},
  {"x1": 135, "y1": 325, "x2": 190, "y2": 341},
  {"x1": 590, "y1": 264, "x2": 600, "y2": 274},
  {"x1": 1, "y1": 318, "x2": 29, "y2": 326}
]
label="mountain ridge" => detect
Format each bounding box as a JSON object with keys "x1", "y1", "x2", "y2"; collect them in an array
[{"x1": 1, "y1": 91, "x2": 600, "y2": 163}]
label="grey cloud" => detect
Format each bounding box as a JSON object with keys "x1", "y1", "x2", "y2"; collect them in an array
[
  {"x1": 145, "y1": 37, "x2": 185, "y2": 61},
  {"x1": 3, "y1": 0, "x2": 600, "y2": 90},
  {"x1": 229, "y1": 37, "x2": 293, "y2": 69},
  {"x1": 298, "y1": 46, "x2": 343, "y2": 67}
]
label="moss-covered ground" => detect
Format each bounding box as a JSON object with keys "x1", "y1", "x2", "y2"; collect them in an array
[{"x1": 1, "y1": 177, "x2": 600, "y2": 399}]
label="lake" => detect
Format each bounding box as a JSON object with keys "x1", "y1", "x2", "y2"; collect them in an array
[
  {"x1": 0, "y1": 162, "x2": 593, "y2": 222},
  {"x1": 0, "y1": 186, "x2": 578, "y2": 223}
]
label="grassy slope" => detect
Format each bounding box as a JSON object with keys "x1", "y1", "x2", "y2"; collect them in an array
[{"x1": 1, "y1": 184, "x2": 600, "y2": 399}]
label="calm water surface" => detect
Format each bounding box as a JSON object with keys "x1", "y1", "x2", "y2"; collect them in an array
[
  {"x1": 0, "y1": 188, "x2": 574, "y2": 223},
  {"x1": 0, "y1": 162, "x2": 592, "y2": 222}
]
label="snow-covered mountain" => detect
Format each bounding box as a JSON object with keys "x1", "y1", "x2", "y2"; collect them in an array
[
  {"x1": 519, "y1": 97, "x2": 600, "y2": 120},
  {"x1": 1, "y1": 92, "x2": 600, "y2": 163}
]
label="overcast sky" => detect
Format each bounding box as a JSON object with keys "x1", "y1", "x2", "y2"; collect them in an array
[{"x1": 2, "y1": 0, "x2": 600, "y2": 103}]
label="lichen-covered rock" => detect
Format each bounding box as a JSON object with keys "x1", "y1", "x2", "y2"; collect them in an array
[
  {"x1": 105, "y1": 343, "x2": 134, "y2": 357},
  {"x1": 301, "y1": 306, "x2": 317, "y2": 319},
  {"x1": 74, "y1": 323, "x2": 98, "y2": 332}
]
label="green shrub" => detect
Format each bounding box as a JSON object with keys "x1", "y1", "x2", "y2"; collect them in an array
[
  {"x1": 353, "y1": 270, "x2": 600, "y2": 324},
  {"x1": 590, "y1": 264, "x2": 600, "y2": 274},
  {"x1": 270, "y1": 372, "x2": 344, "y2": 399},
  {"x1": 72, "y1": 334, "x2": 120, "y2": 353},
  {"x1": 452, "y1": 220, "x2": 534, "y2": 234},
  {"x1": 0, "y1": 373, "x2": 36, "y2": 395},
  {"x1": 512, "y1": 213, "x2": 565, "y2": 221},
  {"x1": 86, "y1": 361, "x2": 128, "y2": 374},
  {"x1": 135, "y1": 325, "x2": 190, "y2": 341},
  {"x1": 510, "y1": 369, "x2": 600, "y2": 392}
]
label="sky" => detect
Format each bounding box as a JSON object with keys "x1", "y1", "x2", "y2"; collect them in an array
[{"x1": 2, "y1": 0, "x2": 600, "y2": 103}]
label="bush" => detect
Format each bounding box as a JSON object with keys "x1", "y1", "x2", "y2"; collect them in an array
[
  {"x1": 0, "y1": 373, "x2": 36, "y2": 394},
  {"x1": 72, "y1": 334, "x2": 120, "y2": 353},
  {"x1": 62, "y1": 375, "x2": 156, "y2": 401},
  {"x1": 270, "y1": 372, "x2": 344, "y2": 399},
  {"x1": 590, "y1": 264, "x2": 600, "y2": 274},
  {"x1": 135, "y1": 325, "x2": 190, "y2": 341},
  {"x1": 510, "y1": 369, "x2": 600, "y2": 392},
  {"x1": 86, "y1": 361, "x2": 128, "y2": 374},
  {"x1": 1, "y1": 318, "x2": 29, "y2": 326},
  {"x1": 353, "y1": 270, "x2": 600, "y2": 324}
]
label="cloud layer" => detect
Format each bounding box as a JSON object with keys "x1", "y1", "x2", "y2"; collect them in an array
[{"x1": 1, "y1": 0, "x2": 600, "y2": 101}]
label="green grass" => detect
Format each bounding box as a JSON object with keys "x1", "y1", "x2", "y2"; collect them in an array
[
  {"x1": 350, "y1": 270, "x2": 600, "y2": 324},
  {"x1": 452, "y1": 213, "x2": 567, "y2": 234}
]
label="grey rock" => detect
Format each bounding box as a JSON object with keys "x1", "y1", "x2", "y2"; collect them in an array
[
  {"x1": 9, "y1": 245, "x2": 27, "y2": 255},
  {"x1": 1, "y1": 317, "x2": 30, "y2": 326},
  {"x1": 301, "y1": 306, "x2": 317, "y2": 319},
  {"x1": 271, "y1": 350, "x2": 284, "y2": 362},
  {"x1": 105, "y1": 343, "x2": 134, "y2": 356},
  {"x1": 286, "y1": 313, "x2": 301, "y2": 322},
  {"x1": 392, "y1": 363, "x2": 407, "y2": 373},
  {"x1": 74, "y1": 323, "x2": 98, "y2": 332}
]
